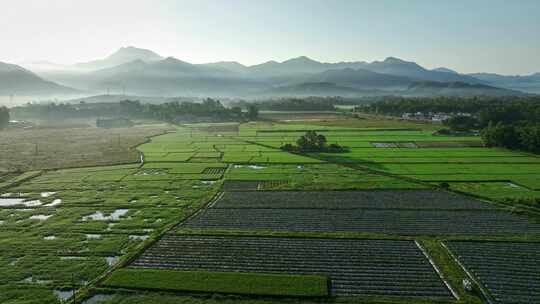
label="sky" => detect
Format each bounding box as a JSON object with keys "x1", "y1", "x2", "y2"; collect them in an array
[{"x1": 1, "y1": 0, "x2": 539, "y2": 75}]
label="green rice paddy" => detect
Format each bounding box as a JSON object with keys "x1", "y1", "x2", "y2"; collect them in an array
[{"x1": 2, "y1": 118, "x2": 539, "y2": 304}]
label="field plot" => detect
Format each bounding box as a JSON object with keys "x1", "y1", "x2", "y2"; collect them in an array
[
  {"x1": 372, "y1": 142, "x2": 418, "y2": 148},
  {"x1": 243, "y1": 124, "x2": 540, "y2": 201},
  {"x1": 185, "y1": 208, "x2": 540, "y2": 235},
  {"x1": 225, "y1": 164, "x2": 424, "y2": 190},
  {"x1": 415, "y1": 141, "x2": 485, "y2": 148},
  {"x1": 184, "y1": 190, "x2": 540, "y2": 235},
  {"x1": 214, "y1": 190, "x2": 495, "y2": 210},
  {"x1": 221, "y1": 180, "x2": 261, "y2": 190},
  {"x1": 104, "y1": 268, "x2": 328, "y2": 297},
  {"x1": 448, "y1": 182, "x2": 540, "y2": 203},
  {"x1": 131, "y1": 235, "x2": 453, "y2": 298},
  {"x1": 445, "y1": 241, "x2": 540, "y2": 304},
  {"x1": 0, "y1": 125, "x2": 170, "y2": 172},
  {"x1": 364, "y1": 163, "x2": 540, "y2": 195}
]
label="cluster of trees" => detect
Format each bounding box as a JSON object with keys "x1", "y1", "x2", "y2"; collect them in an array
[
  {"x1": 12, "y1": 99, "x2": 259, "y2": 123},
  {"x1": 482, "y1": 123, "x2": 540, "y2": 154},
  {"x1": 280, "y1": 131, "x2": 347, "y2": 153},
  {"x1": 0, "y1": 106, "x2": 9, "y2": 130},
  {"x1": 442, "y1": 115, "x2": 480, "y2": 132}
]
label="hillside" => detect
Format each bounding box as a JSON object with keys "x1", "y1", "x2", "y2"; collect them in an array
[
  {"x1": 302, "y1": 68, "x2": 412, "y2": 90},
  {"x1": 403, "y1": 81, "x2": 524, "y2": 97},
  {"x1": 469, "y1": 72, "x2": 540, "y2": 94},
  {"x1": 0, "y1": 61, "x2": 78, "y2": 96},
  {"x1": 259, "y1": 82, "x2": 380, "y2": 97}
]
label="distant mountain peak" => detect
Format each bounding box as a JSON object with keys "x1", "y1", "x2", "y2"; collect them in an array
[
  {"x1": 111, "y1": 46, "x2": 162, "y2": 59},
  {"x1": 283, "y1": 56, "x2": 319, "y2": 63},
  {"x1": 160, "y1": 57, "x2": 192, "y2": 66},
  {"x1": 213, "y1": 60, "x2": 244, "y2": 65},
  {"x1": 120, "y1": 46, "x2": 142, "y2": 50},
  {"x1": 433, "y1": 67, "x2": 458, "y2": 74},
  {"x1": 74, "y1": 46, "x2": 163, "y2": 71},
  {"x1": 383, "y1": 57, "x2": 407, "y2": 63},
  {"x1": 106, "y1": 47, "x2": 163, "y2": 64},
  {"x1": 163, "y1": 56, "x2": 180, "y2": 62}
]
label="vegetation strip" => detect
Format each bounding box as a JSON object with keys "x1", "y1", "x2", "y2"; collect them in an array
[
  {"x1": 414, "y1": 241, "x2": 459, "y2": 300},
  {"x1": 103, "y1": 268, "x2": 329, "y2": 297}
]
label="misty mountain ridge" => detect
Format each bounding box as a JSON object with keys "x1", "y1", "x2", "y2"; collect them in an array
[
  {"x1": 301, "y1": 68, "x2": 412, "y2": 90},
  {"x1": 469, "y1": 72, "x2": 540, "y2": 94},
  {"x1": 0, "y1": 61, "x2": 79, "y2": 96},
  {"x1": 4, "y1": 46, "x2": 538, "y2": 99},
  {"x1": 260, "y1": 82, "x2": 381, "y2": 97},
  {"x1": 201, "y1": 61, "x2": 249, "y2": 73},
  {"x1": 404, "y1": 81, "x2": 525, "y2": 97},
  {"x1": 432, "y1": 67, "x2": 458, "y2": 74},
  {"x1": 74, "y1": 46, "x2": 164, "y2": 71}
]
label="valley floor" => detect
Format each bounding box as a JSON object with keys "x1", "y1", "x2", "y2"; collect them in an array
[{"x1": 1, "y1": 115, "x2": 539, "y2": 304}]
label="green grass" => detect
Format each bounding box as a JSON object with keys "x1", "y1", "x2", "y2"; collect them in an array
[
  {"x1": 0, "y1": 171, "x2": 42, "y2": 189},
  {"x1": 103, "y1": 268, "x2": 329, "y2": 297}
]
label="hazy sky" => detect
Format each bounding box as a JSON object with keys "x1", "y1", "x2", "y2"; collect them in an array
[{"x1": 2, "y1": 0, "x2": 539, "y2": 74}]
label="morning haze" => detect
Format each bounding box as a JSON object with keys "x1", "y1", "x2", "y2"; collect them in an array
[
  {"x1": 1, "y1": 2, "x2": 540, "y2": 304},
  {"x1": 2, "y1": 0, "x2": 540, "y2": 74}
]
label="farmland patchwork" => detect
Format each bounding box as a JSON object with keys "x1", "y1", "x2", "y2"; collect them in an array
[{"x1": 2, "y1": 122, "x2": 540, "y2": 303}]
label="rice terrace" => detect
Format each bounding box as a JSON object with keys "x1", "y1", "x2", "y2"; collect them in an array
[{"x1": 2, "y1": 1, "x2": 540, "y2": 303}]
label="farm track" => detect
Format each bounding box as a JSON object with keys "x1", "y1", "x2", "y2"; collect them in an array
[
  {"x1": 445, "y1": 241, "x2": 540, "y2": 304},
  {"x1": 130, "y1": 235, "x2": 453, "y2": 298}
]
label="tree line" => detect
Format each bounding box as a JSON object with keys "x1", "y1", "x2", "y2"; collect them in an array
[
  {"x1": 359, "y1": 96, "x2": 540, "y2": 118},
  {"x1": 359, "y1": 96, "x2": 540, "y2": 154},
  {"x1": 232, "y1": 97, "x2": 371, "y2": 112},
  {"x1": 11, "y1": 99, "x2": 259, "y2": 124}
]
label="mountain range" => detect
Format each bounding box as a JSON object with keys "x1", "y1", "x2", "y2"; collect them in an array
[{"x1": 2, "y1": 46, "x2": 539, "y2": 101}]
